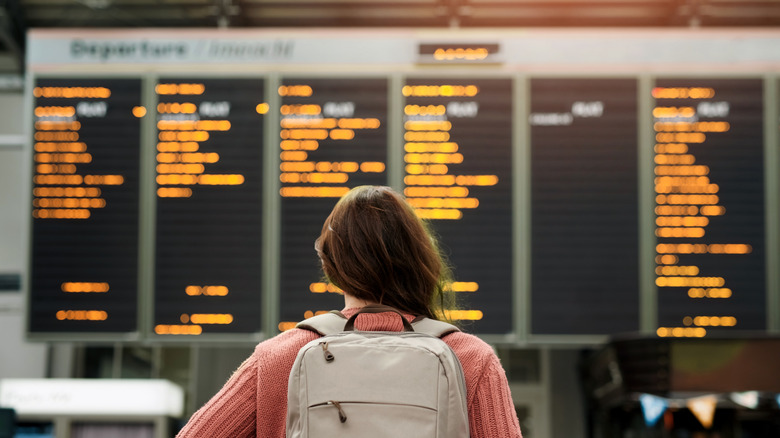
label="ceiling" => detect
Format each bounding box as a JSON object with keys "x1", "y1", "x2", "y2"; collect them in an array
[{"x1": 2, "y1": 0, "x2": 780, "y2": 73}]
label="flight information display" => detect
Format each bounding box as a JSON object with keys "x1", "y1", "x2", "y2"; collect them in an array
[
  {"x1": 153, "y1": 78, "x2": 265, "y2": 336},
  {"x1": 530, "y1": 78, "x2": 640, "y2": 335},
  {"x1": 403, "y1": 78, "x2": 513, "y2": 334},
  {"x1": 653, "y1": 78, "x2": 765, "y2": 337},
  {"x1": 29, "y1": 78, "x2": 142, "y2": 334},
  {"x1": 277, "y1": 78, "x2": 388, "y2": 330}
]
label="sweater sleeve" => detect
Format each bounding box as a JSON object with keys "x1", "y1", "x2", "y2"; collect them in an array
[
  {"x1": 469, "y1": 353, "x2": 523, "y2": 438},
  {"x1": 176, "y1": 355, "x2": 258, "y2": 438}
]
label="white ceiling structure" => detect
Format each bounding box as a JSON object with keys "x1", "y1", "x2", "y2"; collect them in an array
[{"x1": 2, "y1": 0, "x2": 780, "y2": 73}]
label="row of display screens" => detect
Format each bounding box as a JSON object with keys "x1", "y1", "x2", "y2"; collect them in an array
[{"x1": 28, "y1": 76, "x2": 768, "y2": 339}]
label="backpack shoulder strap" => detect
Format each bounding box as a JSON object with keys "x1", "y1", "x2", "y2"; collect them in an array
[
  {"x1": 295, "y1": 311, "x2": 347, "y2": 336},
  {"x1": 411, "y1": 317, "x2": 461, "y2": 338}
]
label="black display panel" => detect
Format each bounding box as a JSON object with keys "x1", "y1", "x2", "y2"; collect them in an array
[
  {"x1": 153, "y1": 79, "x2": 265, "y2": 335},
  {"x1": 653, "y1": 78, "x2": 765, "y2": 336},
  {"x1": 278, "y1": 78, "x2": 388, "y2": 330},
  {"x1": 29, "y1": 78, "x2": 141, "y2": 334},
  {"x1": 403, "y1": 78, "x2": 513, "y2": 334},
  {"x1": 530, "y1": 78, "x2": 640, "y2": 335}
]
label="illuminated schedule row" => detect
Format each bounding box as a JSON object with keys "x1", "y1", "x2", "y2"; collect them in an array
[{"x1": 27, "y1": 76, "x2": 770, "y2": 339}]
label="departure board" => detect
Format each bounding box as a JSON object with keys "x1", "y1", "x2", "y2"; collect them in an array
[
  {"x1": 653, "y1": 78, "x2": 765, "y2": 337},
  {"x1": 529, "y1": 78, "x2": 639, "y2": 335},
  {"x1": 403, "y1": 78, "x2": 513, "y2": 334},
  {"x1": 153, "y1": 78, "x2": 265, "y2": 336},
  {"x1": 277, "y1": 78, "x2": 388, "y2": 330},
  {"x1": 29, "y1": 78, "x2": 142, "y2": 334}
]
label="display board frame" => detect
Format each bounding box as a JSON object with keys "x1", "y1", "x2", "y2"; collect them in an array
[{"x1": 22, "y1": 29, "x2": 780, "y2": 344}]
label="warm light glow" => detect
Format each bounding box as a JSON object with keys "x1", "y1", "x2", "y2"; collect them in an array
[
  {"x1": 404, "y1": 153, "x2": 463, "y2": 164},
  {"x1": 280, "y1": 129, "x2": 329, "y2": 140},
  {"x1": 34, "y1": 87, "x2": 111, "y2": 98},
  {"x1": 433, "y1": 48, "x2": 490, "y2": 61},
  {"x1": 655, "y1": 227, "x2": 706, "y2": 238},
  {"x1": 32, "y1": 208, "x2": 90, "y2": 219},
  {"x1": 154, "y1": 324, "x2": 203, "y2": 335},
  {"x1": 404, "y1": 131, "x2": 450, "y2": 142},
  {"x1": 652, "y1": 107, "x2": 696, "y2": 118},
  {"x1": 655, "y1": 255, "x2": 679, "y2": 264},
  {"x1": 337, "y1": 118, "x2": 380, "y2": 129},
  {"x1": 309, "y1": 282, "x2": 344, "y2": 294},
  {"x1": 655, "y1": 266, "x2": 700, "y2": 276},
  {"x1": 407, "y1": 197, "x2": 479, "y2": 209},
  {"x1": 61, "y1": 282, "x2": 109, "y2": 293},
  {"x1": 654, "y1": 143, "x2": 688, "y2": 154},
  {"x1": 157, "y1": 187, "x2": 193, "y2": 198},
  {"x1": 256, "y1": 103, "x2": 270, "y2": 114},
  {"x1": 185, "y1": 285, "x2": 229, "y2": 296},
  {"x1": 656, "y1": 326, "x2": 707, "y2": 337},
  {"x1": 34, "y1": 121, "x2": 81, "y2": 131},
  {"x1": 405, "y1": 142, "x2": 459, "y2": 153},
  {"x1": 278, "y1": 322, "x2": 298, "y2": 331},
  {"x1": 198, "y1": 174, "x2": 245, "y2": 185},
  {"x1": 455, "y1": 175, "x2": 499, "y2": 186},
  {"x1": 688, "y1": 288, "x2": 732, "y2": 298},
  {"x1": 157, "y1": 163, "x2": 204, "y2": 174},
  {"x1": 280, "y1": 186, "x2": 350, "y2": 197},
  {"x1": 402, "y1": 85, "x2": 479, "y2": 97},
  {"x1": 656, "y1": 216, "x2": 709, "y2": 227},
  {"x1": 652, "y1": 87, "x2": 715, "y2": 99},
  {"x1": 56, "y1": 310, "x2": 108, "y2": 321},
  {"x1": 404, "y1": 121, "x2": 452, "y2": 131},
  {"x1": 278, "y1": 85, "x2": 313, "y2": 97},
  {"x1": 84, "y1": 175, "x2": 124, "y2": 185},
  {"x1": 280, "y1": 162, "x2": 316, "y2": 172},
  {"x1": 404, "y1": 175, "x2": 456, "y2": 186},
  {"x1": 360, "y1": 162, "x2": 385, "y2": 173},
  {"x1": 444, "y1": 309, "x2": 484, "y2": 320},
  {"x1": 34, "y1": 142, "x2": 86, "y2": 153},
  {"x1": 35, "y1": 106, "x2": 76, "y2": 117},
  {"x1": 155, "y1": 83, "x2": 205, "y2": 95},
  {"x1": 34, "y1": 152, "x2": 91, "y2": 164},
  {"x1": 451, "y1": 282, "x2": 479, "y2": 292},
  {"x1": 654, "y1": 165, "x2": 709, "y2": 176},
  {"x1": 189, "y1": 314, "x2": 234, "y2": 324},
  {"x1": 280, "y1": 151, "x2": 308, "y2": 161},
  {"x1": 34, "y1": 132, "x2": 79, "y2": 141},
  {"x1": 405, "y1": 164, "x2": 448, "y2": 175},
  {"x1": 280, "y1": 104, "x2": 321, "y2": 115},
  {"x1": 656, "y1": 276, "x2": 725, "y2": 287},
  {"x1": 329, "y1": 129, "x2": 355, "y2": 140},
  {"x1": 404, "y1": 104, "x2": 446, "y2": 116},
  {"x1": 415, "y1": 208, "x2": 462, "y2": 220},
  {"x1": 656, "y1": 194, "x2": 719, "y2": 205},
  {"x1": 280, "y1": 140, "x2": 319, "y2": 151},
  {"x1": 404, "y1": 186, "x2": 469, "y2": 198},
  {"x1": 699, "y1": 205, "x2": 726, "y2": 216}
]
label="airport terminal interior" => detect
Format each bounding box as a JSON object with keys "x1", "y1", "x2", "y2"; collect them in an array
[{"x1": 1, "y1": 1, "x2": 780, "y2": 437}]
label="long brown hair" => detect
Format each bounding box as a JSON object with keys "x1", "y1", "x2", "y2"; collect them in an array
[{"x1": 314, "y1": 185, "x2": 456, "y2": 321}]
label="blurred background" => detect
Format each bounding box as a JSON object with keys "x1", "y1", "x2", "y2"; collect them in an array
[{"x1": 1, "y1": 1, "x2": 780, "y2": 437}]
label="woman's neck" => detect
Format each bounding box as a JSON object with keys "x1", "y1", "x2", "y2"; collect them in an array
[{"x1": 343, "y1": 293, "x2": 374, "y2": 309}]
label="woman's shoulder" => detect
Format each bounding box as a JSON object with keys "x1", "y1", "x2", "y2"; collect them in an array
[
  {"x1": 442, "y1": 331, "x2": 500, "y2": 365},
  {"x1": 252, "y1": 327, "x2": 321, "y2": 363}
]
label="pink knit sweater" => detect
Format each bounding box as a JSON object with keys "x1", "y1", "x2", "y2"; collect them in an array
[{"x1": 177, "y1": 308, "x2": 522, "y2": 437}]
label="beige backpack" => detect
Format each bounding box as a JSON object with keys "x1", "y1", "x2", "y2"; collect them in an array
[{"x1": 286, "y1": 305, "x2": 470, "y2": 438}]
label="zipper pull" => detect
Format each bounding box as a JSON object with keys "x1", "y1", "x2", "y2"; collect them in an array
[
  {"x1": 328, "y1": 400, "x2": 347, "y2": 423},
  {"x1": 320, "y1": 341, "x2": 334, "y2": 362}
]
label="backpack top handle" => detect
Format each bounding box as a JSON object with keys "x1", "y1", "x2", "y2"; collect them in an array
[{"x1": 343, "y1": 304, "x2": 415, "y2": 332}]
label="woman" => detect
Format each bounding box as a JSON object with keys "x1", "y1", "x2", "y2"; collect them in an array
[{"x1": 176, "y1": 185, "x2": 522, "y2": 437}]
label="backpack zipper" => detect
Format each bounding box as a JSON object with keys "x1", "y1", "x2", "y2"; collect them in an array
[
  {"x1": 327, "y1": 400, "x2": 347, "y2": 423},
  {"x1": 319, "y1": 341, "x2": 335, "y2": 362}
]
